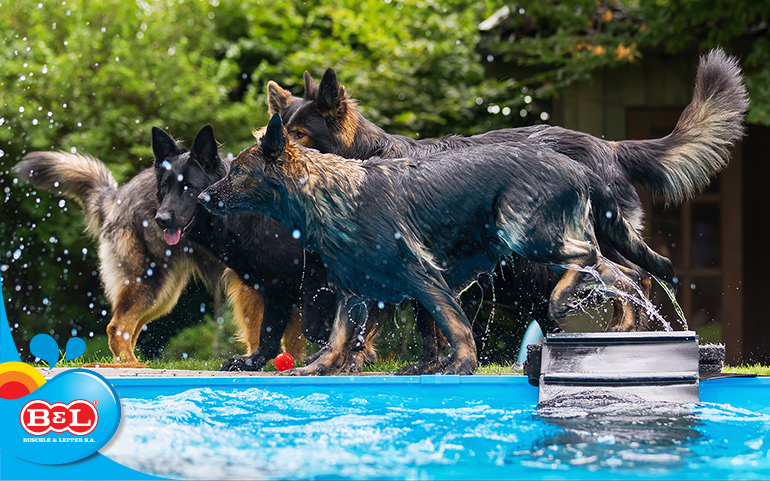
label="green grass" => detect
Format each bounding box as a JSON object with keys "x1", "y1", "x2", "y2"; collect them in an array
[
  {"x1": 53, "y1": 354, "x2": 524, "y2": 373},
  {"x1": 723, "y1": 364, "x2": 770, "y2": 376},
  {"x1": 49, "y1": 354, "x2": 770, "y2": 376}
]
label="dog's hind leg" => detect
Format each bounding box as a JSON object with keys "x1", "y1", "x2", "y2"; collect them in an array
[
  {"x1": 223, "y1": 269, "x2": 265, "y2": 355},
  {"x1": 100, "y1": 231, "x2": 193, "y2": 362}
]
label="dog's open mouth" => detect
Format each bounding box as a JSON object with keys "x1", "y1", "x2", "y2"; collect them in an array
[{"x1": 163, "y1": 215, "x2": 196, "y2": 246}]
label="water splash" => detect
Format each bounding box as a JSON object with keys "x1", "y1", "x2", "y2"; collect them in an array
[
  {"x1": 29, "y1": 333, "x2": 59, "y2": 368},
  {"x1": 63, "y1": 337, "x2": 86, "y2": 362},
  {"x1": 564, "y1": 263, "x2": 675, "y2": 331}
]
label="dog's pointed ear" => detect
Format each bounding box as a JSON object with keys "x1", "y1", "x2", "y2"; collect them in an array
[
  {"x1": 191, "y1": 124, "x2": 221, "y2": 171},
  {"x1": 152, "y1": 127, "x2": 180, "y2": 165},
  {"x1": 317, "y1": 68, "x2": 344, "y2": 114},
  {"x1": 262, "y1": 113, "x2": 286, "y2": 163},
  {"x1": 303, "y1": 71, "x2": 319, "y2": 100},
  {"x1": 267, "y1": 81, "x2": 292, "y2": 116}
]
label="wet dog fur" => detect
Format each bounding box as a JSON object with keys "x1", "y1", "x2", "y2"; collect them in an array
[{"x1": 199, "y1": 114, "x2": 675, "y2": 375}]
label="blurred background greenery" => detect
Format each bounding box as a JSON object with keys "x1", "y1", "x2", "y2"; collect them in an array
[{"x1": 1, "y1": 0, "x2": 767, "y2": 365}]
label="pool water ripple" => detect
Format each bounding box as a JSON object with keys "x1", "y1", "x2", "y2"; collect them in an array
[{"x1": 100, "y1": 382, "x2": 770, "y2": 480}]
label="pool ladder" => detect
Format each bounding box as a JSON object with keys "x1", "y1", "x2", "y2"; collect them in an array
[{"x1": 525, "y1": 332, "x2": 717, "y2": 404}]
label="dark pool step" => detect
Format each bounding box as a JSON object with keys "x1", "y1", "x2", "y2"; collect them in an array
[{"x1": 527, "y1": 331, "x2": 704, "y2": 404}]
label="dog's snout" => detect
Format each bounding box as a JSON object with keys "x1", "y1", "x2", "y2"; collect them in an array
[{"x1": 155, "y1": 211, "x2": 172, "y2": 228}]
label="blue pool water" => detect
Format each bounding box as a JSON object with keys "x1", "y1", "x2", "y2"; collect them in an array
[{"x1": 100, "y1": 376, "x2": 770, "y2": 480}]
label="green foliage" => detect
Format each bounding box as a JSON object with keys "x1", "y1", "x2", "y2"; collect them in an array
[
  {"x1": 160, "y1": 318, "x2": 241, "y2": 362},
  {"x1": 480, "y1": 0, "x2": 770, "y2": 124}
]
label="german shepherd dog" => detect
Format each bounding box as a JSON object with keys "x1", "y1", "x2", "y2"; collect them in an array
[
  {"x1": 13, "y1": 152, "x2": 261, "y2": 364},
  {"x1": 151, "y1": 125, "x2": 340, "y2": 371},
  {"x1": 199, "y1": 113, "x2": 675, "y2": 375},
  {"x1": 266, "y1": 48, "x2": 747, "y2": 369}
]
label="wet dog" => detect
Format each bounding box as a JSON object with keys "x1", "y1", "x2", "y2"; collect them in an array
[
  {"x1": 152, "y1": 125, "x2": 339, "y2": 370},
  {"x1": 13, "y1": 152, "x2": 251, "y2": 363},
  {"x1": 266, "y1": 48, "x2": 747, "y2": 369},
  {"x1": 199, "y1": 114, "x2": 675, "y2": 375}
]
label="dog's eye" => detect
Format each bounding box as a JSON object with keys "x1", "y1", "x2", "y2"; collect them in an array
[{"x1": 294, "y1": 131, "x2": 305, "y2": 139}]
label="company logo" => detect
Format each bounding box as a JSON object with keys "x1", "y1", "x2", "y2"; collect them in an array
[{"x1": 20, "y1": 399, "x2": 99, "y2": 436}]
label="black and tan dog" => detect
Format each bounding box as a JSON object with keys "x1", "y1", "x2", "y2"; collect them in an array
[
  {"x1": 199, "y1": 114, "x2": 675, "y2": 375},
  {"x1": 152, "y1": 125, "x2": 339, "y2": 370},
  {"x1": 13, "y1": 151, "x2": 261, "y2": 364},
  {"x1": 266, "y1": 48, "x2": 747, "y2": 368}
]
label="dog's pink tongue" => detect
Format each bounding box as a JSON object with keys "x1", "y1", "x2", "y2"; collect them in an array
[{"x1": 163, "y1": 228, "x2": 181, "y2": 246}]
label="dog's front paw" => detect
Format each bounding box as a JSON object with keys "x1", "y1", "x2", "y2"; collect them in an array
[{"x1": 285, "y1": 350, "x2": 344, "y2": 375}]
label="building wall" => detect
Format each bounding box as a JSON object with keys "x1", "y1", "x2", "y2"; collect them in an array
[{"x1": 551, "y1": 54, "x2": 696, "y2": 139}]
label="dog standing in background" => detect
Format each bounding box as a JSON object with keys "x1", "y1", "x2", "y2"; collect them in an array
[
  {"x1": 199, "y1": 113, "x2": 675, "y2": 375},
  {"x1": 14, "y1": 147, "x2": 296, "y2": 365}
]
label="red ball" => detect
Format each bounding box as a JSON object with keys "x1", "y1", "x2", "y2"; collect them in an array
[{"x1": 274, "y1": 352, "x2": 294, "y2": 371}]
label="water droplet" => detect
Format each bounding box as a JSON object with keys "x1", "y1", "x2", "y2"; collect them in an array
[{"x1": 292, "y1": 229, "x2": 301, "y2": 239}]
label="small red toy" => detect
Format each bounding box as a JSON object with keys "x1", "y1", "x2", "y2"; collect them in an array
[{"x1": 274, "y1": 352, "x2": 294, "y2": 371}]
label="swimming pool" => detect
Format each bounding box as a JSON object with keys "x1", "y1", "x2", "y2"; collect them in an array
[{"x1": 98, "y1": 375, "x2": 770, "y2": 480}]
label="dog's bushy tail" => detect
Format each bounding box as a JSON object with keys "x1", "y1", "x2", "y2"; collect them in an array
[
  {"x1": 616, "y1": 48, "x2": 748, "y2": 204},
  {"x1": 13, "y1": 152, "x2": 118, "y2": 239},
  {"x1": 593, "y1": 186, "x2": 676, "y2": 286}
]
